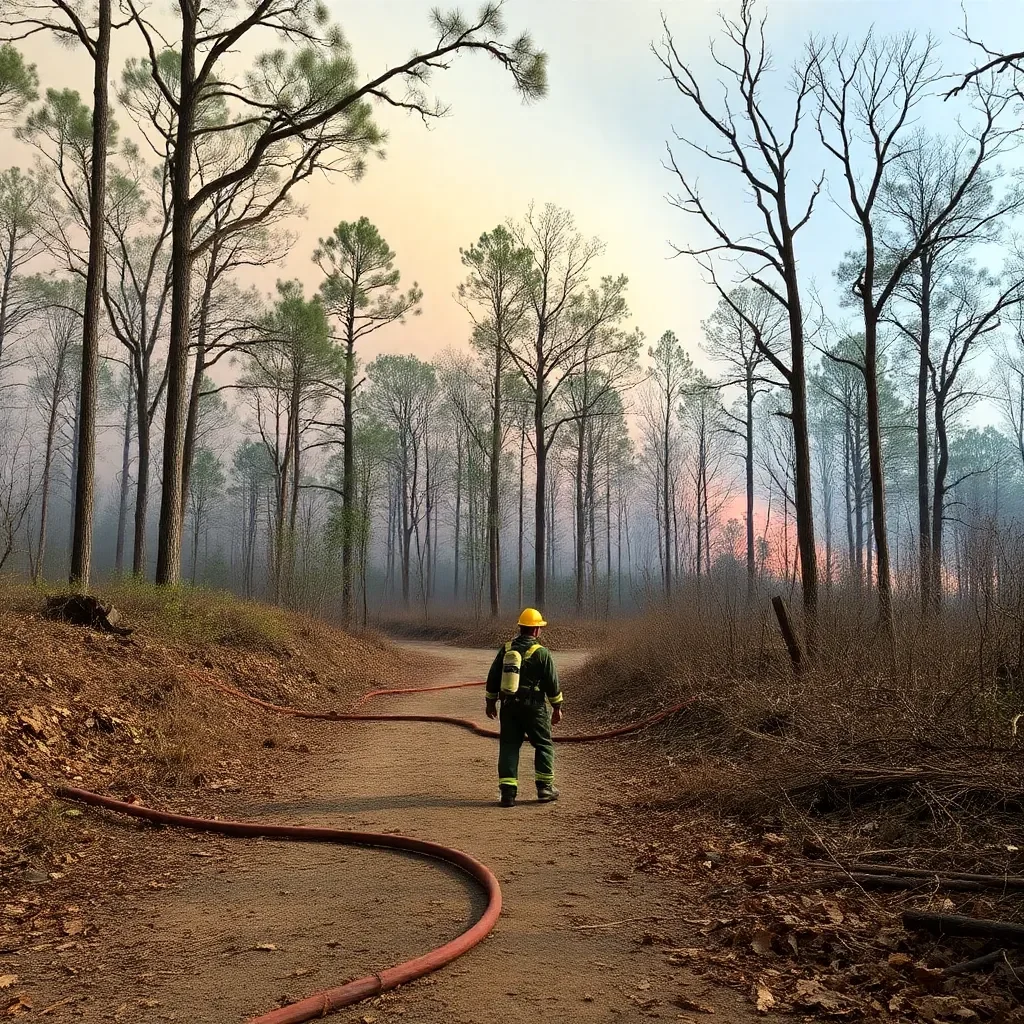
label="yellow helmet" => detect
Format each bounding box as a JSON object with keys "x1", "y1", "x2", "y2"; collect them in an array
[{"x1": 518, "y1": 607, "x2": 547, "y2": 628}]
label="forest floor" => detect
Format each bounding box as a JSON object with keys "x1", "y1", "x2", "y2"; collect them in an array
[
  {"x1": 3, "y1": 591, "x2": 1022, "y2": 1023},
  {"x1": 2, "y1": 628, "x2": 759, "y2": 1023}
]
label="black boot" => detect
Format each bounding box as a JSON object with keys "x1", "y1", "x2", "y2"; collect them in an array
[
  {"x1": 536, "y1": 783, "x2": 560, "y2": 803},
  {"x1": 499, "y1": 785, "x2": 517, "y2": 808}
]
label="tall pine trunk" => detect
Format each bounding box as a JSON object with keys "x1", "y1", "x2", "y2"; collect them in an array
[
  {"x1": 36, "y1": 363, "x2": 66, "y2": 583},
  {"x1": 774, "y1": 211, "x2": 818, "y2": 645},
  {"x1": 400, "y1": 438, "x2": 412, "y2": 606},
  {"x1": 453, "y1": 434, "x2": 462, "y2": 602},
  {"x1": 663, "y1": 399, "x2": 672, "y2": 598},
  {"x1": 931, "y1": 391, "x2": 950, "y2": 611},
  {"x1": 340, "y1": 301, "x2": 356, "y2": 624},
  {"x1": 534, "y1": 375, "x2": 547, "y2": 607},
  {"x1": 745, "y1": 378, "x2": 755, "y2": 600},
  {"x1": 863, "y1": 304, "x2": 894, "y2": 638},
  {"x1": 180, "y1": 249, "x2": 217, "y2": 521},
  {"x1": 67, "y1": 386, "x2": 81, "y2": 566},
  {"x1": 574, "y1": 420, "x2": 586, "y2": 614},
  {"x1": 155, "y1": 6, "x2": 197, "y2": 586},
  {"x1": 132, "y1": 388, "x2": 151, "y2": 577},
  {"x1": 115, "y1": 396, "x2": 133, "y2": 573},
  {"x1": 0, "y1": 229, "x2": 16, "y2": 371},
  {"x1": 517, "y1": 424, "x2": 525, "y2": 608},
  {"x1": 70, "y1": 0, "x2": 111, "y2": 589},
  {"x1": 487, "y1": 338, "x2": 502, "y2": 617},
  {"x1": 917, "y1": 256, "x2": 933, "y2": 614}
]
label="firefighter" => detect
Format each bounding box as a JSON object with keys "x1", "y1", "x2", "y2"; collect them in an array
[{"x1": 485, "y1": 608, "x2": 563, "y2": 808}]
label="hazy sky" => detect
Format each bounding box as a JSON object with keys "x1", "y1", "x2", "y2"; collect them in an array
[
  {"x1": 4, "y1": 0, "x2": 1017, "y2": 376},
  {"x1": 294, "y1": 0, "x2": 1015, "y2": 372}
]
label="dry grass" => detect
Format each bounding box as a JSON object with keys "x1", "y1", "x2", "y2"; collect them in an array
[
  {"x1": 576, "y1": 584, "x2": 1024, "y2": 1018},
  {"x1": 378, "y1": 609, "x2": 607, "y2": 650},
  {"x1": 571, "y1": 588, "x2": 1024, "y2": 842}
]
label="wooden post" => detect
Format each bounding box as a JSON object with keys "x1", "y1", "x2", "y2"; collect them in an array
[{"x1": 771, "y1": 595, "x2": 803, "y2": 673}]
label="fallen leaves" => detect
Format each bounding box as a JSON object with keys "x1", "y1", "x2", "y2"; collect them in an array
[
  {"x1": 752, "y1": 981, "x2": 776, "y2": 1014},
  {"x1": 793, "y1": 978, "x2": 852, "y2": 1016},
  {"x1": 620, "y1": 812, "x2": 1024, "y2": 1024}
]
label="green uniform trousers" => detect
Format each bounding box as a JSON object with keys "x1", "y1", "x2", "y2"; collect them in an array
[{"x1": 497, "y1": 699, "x2": 555, "y2": 789}]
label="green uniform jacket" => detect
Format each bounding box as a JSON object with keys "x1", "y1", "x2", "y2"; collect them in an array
[{"x1": 485, "y1": 636, "x2": 563, "y2": 706}]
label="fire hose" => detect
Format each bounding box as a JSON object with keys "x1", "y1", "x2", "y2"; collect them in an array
[
  {"x1": 56, "y1": 785, "x2": 500, "y2": 1024},
  {"x1": 58, "y1": 679, "x2": 693, "y2": 1023},
  {"x1": 208, "y1": 677, "x2": 693, "y2": 742}
]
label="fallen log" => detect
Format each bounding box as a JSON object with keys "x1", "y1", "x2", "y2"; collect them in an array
[
  {"x1": 903, "y1": 912, "x2": 1024, "y2": 943},
  {"x1": 834, "y1": 873, "x2": 987, "y2": 893},
  {"x1": 804, "y1": 861, "x2": 1024, "y2": 891},
  {"x1": 943, "y1": 950, "x2": 1006, "y2": 976},
  {"x1": 845, "y1": 863, "x2": 1024, "y2": 888}
]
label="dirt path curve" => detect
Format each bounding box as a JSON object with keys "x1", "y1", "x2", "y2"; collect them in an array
[{"x1": 8, "y1": 644, "x2": 758, "y2": 1023}]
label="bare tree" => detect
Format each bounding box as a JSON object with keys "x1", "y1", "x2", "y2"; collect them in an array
[
  {"x1": 100, "y1": 151, "x2": 172, "y2": 575},
  {"x1": 658, "y1": 0, "x2": 822, "y2": 640},
  {"x1": 682, "y1": 373, "x2": 733, "y2": 579},
  {"x1": 564, "y1": 330, "x2": 640, "y2": 613},
  {"x1": 815, "y1": 33, "x2": 1015, "y2": 636},
  {"x1": 0, "y1": 416, "x2": 37, "y2": 571},
  {"x1": 186, "y1": 447, "x2": 225, "y2": 583},
  {"x1": 928, "y1": 266, "x2": 1024, "y2": 607},
  {"x1": 879, "y1": 126, "x2": 1023, "y2": 612},
  {"x1": 240, "y1": 281, "x2": 339, "y2": 603}
]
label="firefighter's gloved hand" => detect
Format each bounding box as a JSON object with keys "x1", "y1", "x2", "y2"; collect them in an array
[
  {"x1": 551, "y1": 706, "x2": 563, "y2": 726},
  {"x1": 486, "y1": 699, "x2": 498, "y2": 720}
]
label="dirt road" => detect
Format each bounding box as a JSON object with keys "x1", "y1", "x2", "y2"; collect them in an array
[{"x1": 6, "y1": 645, "x2": 756, "y2": 1022}]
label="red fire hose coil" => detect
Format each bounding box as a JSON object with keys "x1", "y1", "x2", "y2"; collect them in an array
[{"x1": 55, "y1": 786, "x2": 502, "y2": 1024}]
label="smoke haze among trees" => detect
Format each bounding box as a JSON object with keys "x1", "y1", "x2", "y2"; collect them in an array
[{"x1": 1, "y1": 0, "x2": 1024, "y2": 637}]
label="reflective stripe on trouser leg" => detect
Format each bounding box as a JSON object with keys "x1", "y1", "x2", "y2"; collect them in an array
[
  {"x1": 524, "y1": 703, "x2": 555, "y2": 785},
  {"x1": 499, "y1": 777, "x2": 518, "y2": 787}
]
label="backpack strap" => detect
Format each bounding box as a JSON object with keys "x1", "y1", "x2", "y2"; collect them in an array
[{"x1": 523, "y1": 643, "x2": 542, "y2": 660}]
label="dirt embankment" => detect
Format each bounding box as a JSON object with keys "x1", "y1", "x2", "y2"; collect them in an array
[{"x1": 1, "y1": 579, "x2": 433, "y2": 879}]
